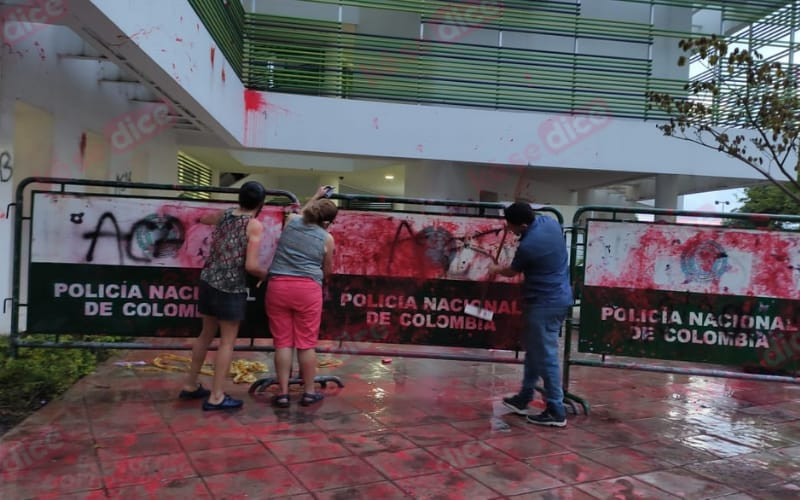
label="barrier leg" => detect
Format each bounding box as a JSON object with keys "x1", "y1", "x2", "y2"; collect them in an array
[
  {"x1": 533, "y1": 385, "x2": 590, "y2": 416},
  {"x1": 249, "y1": 350, "x2": 344, "y2": 397}
]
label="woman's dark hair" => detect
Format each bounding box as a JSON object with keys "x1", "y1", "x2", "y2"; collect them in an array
[
  {"x1": 303, "y1": 199, "x2": 338, "y2": 227},
  {"x1": 238, "y1": 181, "x2": 266, "y2": 210},
  {"x1": 504, "y1": 202, "x2": 535, "y2": 226}
]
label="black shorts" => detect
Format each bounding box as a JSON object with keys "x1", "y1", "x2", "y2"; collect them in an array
[{"x1": 197, "y1": 280, "x2": 247, "y2": 321}]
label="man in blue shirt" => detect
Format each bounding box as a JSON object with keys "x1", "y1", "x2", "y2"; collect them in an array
[{"x1": 488, "y1": 202, "x2": 573, "y2": 427}]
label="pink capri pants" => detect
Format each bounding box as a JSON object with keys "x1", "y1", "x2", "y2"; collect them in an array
[{"x1": 265, "y1": 276, "x2": 323, "y2": 349}]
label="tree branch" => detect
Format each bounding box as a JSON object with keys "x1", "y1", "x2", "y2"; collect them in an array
[
  {"x1": 672, "y1": 131, "x2": 800, "y2": 206},
  {"x1": 741, "y1": 97, "x2": 796, "y2": 182}
]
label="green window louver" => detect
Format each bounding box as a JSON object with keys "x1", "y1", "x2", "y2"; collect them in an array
[
  {"x1": 186, "y1": 0, "x2": 245, "y2": 75},
  {"x1": 177, "y1": 152, "x2": 213, "y2": 200},
  {"x1": 188, "y1": 0, "x2": 798, "y2": 122}
]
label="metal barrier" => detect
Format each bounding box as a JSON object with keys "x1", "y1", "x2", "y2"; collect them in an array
[
  {"x1": 564, "y1": 205, "x2": 800, "y2": 411},
  {"x1": 8, "y1": 178, "x2": 587, "y2": 413},
  {"x1": 247, "y1": 193, "x2": 587, "y2": 414}
]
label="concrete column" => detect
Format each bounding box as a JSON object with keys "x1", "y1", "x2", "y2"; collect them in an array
[
  {"x1": 403, "y1": 160, "x2": 469, "y2": 213},
  {"x1": 655, "y1": 174, "x2": 680, "y2": 221}
]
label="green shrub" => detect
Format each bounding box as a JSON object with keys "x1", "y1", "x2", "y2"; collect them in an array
[{"x1": 0, "y1": 335, "x2": 129, "y2": 434}]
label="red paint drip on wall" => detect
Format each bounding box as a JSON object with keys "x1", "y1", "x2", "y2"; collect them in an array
[
  {"x1": 221, "y1": 68, "x2": 226, "y2": 82},
  {"x1": 175, "y1": 37, "x2": 184, "y2": 43},
  {"x1": 79, "y1": 133, "x2": 87, "y2": 162},
  {"x1": 243, "y1": 90, "x2": 267, "y2": 145},
  {"x1": 209, "y1": 47, "x2": 215, "y2": 66},
  {"x1": 244, "y1": 90, "x2": 267, "y2": 112}
]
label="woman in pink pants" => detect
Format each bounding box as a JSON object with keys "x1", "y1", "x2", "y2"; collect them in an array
[{"x1": 265, "y1": 186, "x2": 337, "y2": 407}]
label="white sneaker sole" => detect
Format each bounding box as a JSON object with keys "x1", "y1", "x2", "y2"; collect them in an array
[
  {"x1": 502, "y1": 401, "x2": 529, "y2": 416},
  {"x1": 526, "y1": 418, "x2": 566, "y2": 427}
]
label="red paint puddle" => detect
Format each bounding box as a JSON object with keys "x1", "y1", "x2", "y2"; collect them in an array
[{"x1": 210, "y1": 47, "x2": 215, "y2": 66}]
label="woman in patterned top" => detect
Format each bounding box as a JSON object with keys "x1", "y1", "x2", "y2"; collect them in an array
[{"x1": 179, "y1": 181, "x2": 267, "y2": 410}]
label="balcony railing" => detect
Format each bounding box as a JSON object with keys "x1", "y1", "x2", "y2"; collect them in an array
[{"x1": 186, "y1": 0, "x2": 790, "y2": 120}]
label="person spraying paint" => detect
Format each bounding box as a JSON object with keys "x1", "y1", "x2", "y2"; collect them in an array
[
  {"x1": 265, "y1": 185, "x2": 338, "y2": 408},
  {"x1": 179, "y1": 181, "x2": 267, "y2": 410},
  {"x1": 487, "y1": 202, "x2": 573, "y2": 427}
]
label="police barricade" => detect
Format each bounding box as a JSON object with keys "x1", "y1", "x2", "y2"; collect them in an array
[
  {"x1": 9, "y1": 179, "x2": 585, "y2": 410},
  {"x1": 249, "y1": 193, "x2": 586, "y2": 415},
  {"x1": 8, "y1": 177, "x2": 299, "y2": 348},
  {"x1": 565, "y1": 206, "x2": 800, "y2": 414}
]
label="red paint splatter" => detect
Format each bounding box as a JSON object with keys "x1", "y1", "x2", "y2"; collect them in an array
[
  {"x1": 244, "y1": 90, "x2": 267, "y2": 112},
  {"x1": 221, "y1": 67, "x2": 226, "y2": 82},
  {"x1": 210, "y1": 47, "x2": 215, "y2": 66},
  {"x1": 175, "y1": 37, "x2": 183, "y2": 43},
  {"x1": 416, "y1": 144, "x2": 424, "y2": 152},
  {"x1": 590, "y1": 223, "x2": 799, "y2": 301},
  {"x1": 331, "y1": 212, "x2": 512, "y2": 281},
  {"x1": 372, "y1": 117, "x2": 379, "y2": 129},
  {"x1": 750, "y1": 234, "x2": 795, "y2": 298},
  {"x1": 79, "y1": 133, "x2": 87, "y2": 161},
  {"x1": 243, "y1": 90, "x2": 267, "y2": 145}
]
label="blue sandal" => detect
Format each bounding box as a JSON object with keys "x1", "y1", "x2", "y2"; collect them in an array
[
  {"x1": 272, "y1": 394, "x2": 290, "y2": 408},
  {"x1": 300, "y1": 392, "x2": 324, "y2": 406},
  {"x1": 202, "y1": 394, "x2": 243, "y2": 411}
]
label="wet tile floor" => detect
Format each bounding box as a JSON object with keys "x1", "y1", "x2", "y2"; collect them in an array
[{"x1": 2, "y1": 346, "x2": 800, "y2": 499}]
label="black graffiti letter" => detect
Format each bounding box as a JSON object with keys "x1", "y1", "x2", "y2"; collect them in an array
[
  {"x1": 0, "y1": 152, "x2": 12, "y2": 182},
  {"x1": 82, "y1": 212, "x2": 125, "y2": 263}
]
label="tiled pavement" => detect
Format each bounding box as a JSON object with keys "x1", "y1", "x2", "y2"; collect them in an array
[{"x1": 2, "y1": 345, "x2": 800, "y2": 499}]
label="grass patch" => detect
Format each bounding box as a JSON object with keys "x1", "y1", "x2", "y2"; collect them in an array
[{"x1": 0, "y1": 335, "x2": 125, "y2": 436}]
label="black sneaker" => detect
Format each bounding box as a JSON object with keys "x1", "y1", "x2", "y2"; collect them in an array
[
  {"x1": 502, "y1": 394, "x2": 531, "y2": 415},
  {"x1": 202, "y1": 394, "x2": 243, "y2": 411},
  {"x1": 526, "y1": 408, "x2": 566, "y2": 427},
  {"x1": 179, "y1": 384, "x2": 210, "y2": 400}
]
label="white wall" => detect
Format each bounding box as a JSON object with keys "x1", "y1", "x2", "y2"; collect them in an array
[
  {"x1": 0, "y1": 52, "x2": 14, "y2": 335},
  {"x1": 241, "y1": 90, "x2": 767, "y2": 180},
  {"x1": 0, "y1": 20, "x2": 180, "y2": 334},
  {"x1": 74, "y1": 0, "x2": 743, "y2": 182},
  {"x1": 75, "y1": 0, "x2": 245, "y2": 146}
]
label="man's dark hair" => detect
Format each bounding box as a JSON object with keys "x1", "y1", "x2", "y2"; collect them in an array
[
  {"x1": 239, "y1": 181, "x2": 266, "y2": 210},
  {"x1": 504, "y1": 202, "x2": 535, "y2": 226}
]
